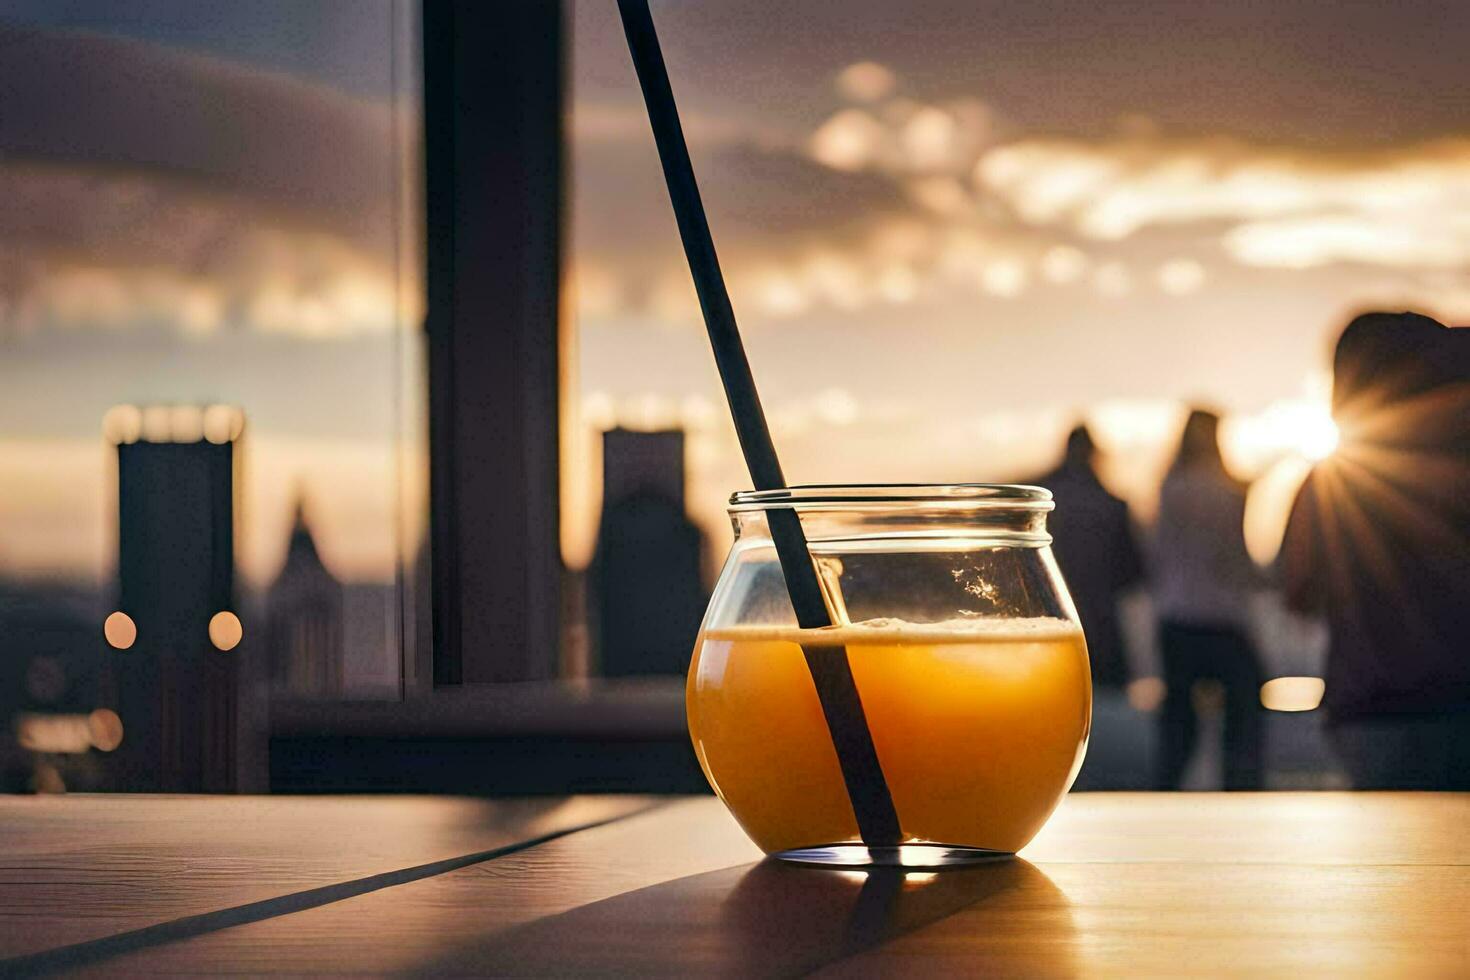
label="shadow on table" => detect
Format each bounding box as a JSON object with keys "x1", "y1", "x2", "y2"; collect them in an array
[{"x1": 406, "y1": 856, "x2": 1075, "y2": 977}]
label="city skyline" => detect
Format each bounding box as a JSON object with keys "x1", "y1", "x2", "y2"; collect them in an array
[{"x1": 1, "y1": 2, "x2": 1467, "y2": 586}]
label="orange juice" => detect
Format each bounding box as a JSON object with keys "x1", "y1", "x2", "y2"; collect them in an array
[{"x1": 687, "y1": 617, "x2": 1090, "y2": 855}]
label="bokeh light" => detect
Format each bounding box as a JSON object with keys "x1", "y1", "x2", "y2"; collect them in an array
[
  {"x1": 87, "y1": 708, "x2": 125, "y2": 752},
  {"x1": 1260, "y1": 676, "x2": 1326, "y2": 712},
  {"x1": 102, "y1": 404, "x2": 143, "y2": 445},
  {"x1": 103, "y1": 611, "x2": 137, "y2": 650},
  {"x1": 168, "y1": 404, "x2": 204, "y2": 443},
  {"x1": 202, "y1": 404, "x2": 245, "y2": 444},
  {"x1": 140, "y1": 405, "x2": 173, "y2": 443},
  {"x1": 1127, "y1": 676, "x2": 1167, "y2": 712},
  {"x1": 1297, "y1": 414, "x2": 1340, "y2": 461},
  {"x1": 16, "y1": 713, "x2": 93, "y2": 754},
  {"x1": 208, "y1": 610, "x2": 243, "y2": 651},
  {"x1": 835, "y1": 61, "x2": 896, "y2": 103},
  {"x1": 809, "y1": 108, "x2": 884, "y2": 172}
]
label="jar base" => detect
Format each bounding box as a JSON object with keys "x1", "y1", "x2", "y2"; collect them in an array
[{"x1": 773, "y1": 843, "x2": 1013, "y2": 869}]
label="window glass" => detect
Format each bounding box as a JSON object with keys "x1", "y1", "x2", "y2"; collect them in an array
[
  {"x1": 0, "y1": 0, "x2": 425, "y2": 725},
  {"x1": 565, "y1": 1, "x2": 1468, "y2": 681}
]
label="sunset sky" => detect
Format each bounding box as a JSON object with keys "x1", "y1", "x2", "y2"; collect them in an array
[
  {"x1": 0, "y1": 3, "x2": 418, "y2": 587},
  {"x1": 1, "y1": 1, "x2": 1467, "y2": 587},
  {"x1": 565, "y1": 0, "x2": 1469, "y2": 566}
]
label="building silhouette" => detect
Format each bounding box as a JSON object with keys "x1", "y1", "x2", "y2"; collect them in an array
[
  {"x1": 590, "y1": 429, "x2": 706, "y2": 677},
  {"x1": 266, "y1": 499, "x2": 345, "y2": 698},
  {"x1": 111, "y1": 408, "x2": 242, "y2": 792}
]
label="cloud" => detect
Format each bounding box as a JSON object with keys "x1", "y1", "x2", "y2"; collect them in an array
[
  {"x1": 806, "y1": 96, "x2": 996, "y2": 179},
  {"x1": 0, "y1": 25, "x2": 398, "y2": 246},
  {"x1": 577, "y1": 74, "x2": 1394, "y2": 330},
  {"x1": 976, "y1": 134, "x2": 1470, "y2": 270},
  {"x1": 0, "y1": 27, "x2": 417, "y2": 343},
  {"x1": 576, "y1": 64, "x2": 1403, "y2": 329},
  {"x1": 1224, "y1": 214, "x2": 1470, "y2": 270},
  {"x1": 573, "y1": 83, "x2": 1089, "y2": 327},
  {"x1": 0, "y1": 169, "x2": 411, "y2": 341},
  {"x1": 809, "y1": 109, "x2": 888, "y2": 172},
  {"x1": 835, "y1": 62, "x2": 897, "y2": 104}
]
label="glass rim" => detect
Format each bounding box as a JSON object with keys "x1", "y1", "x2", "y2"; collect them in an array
[{"x1": 728, "y1": 483, "x2": 1053, "y2": 512}]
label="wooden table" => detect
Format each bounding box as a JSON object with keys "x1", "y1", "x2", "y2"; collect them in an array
[{"x1": 1, "y1": 793, "x2": 1466, "y2": 976}]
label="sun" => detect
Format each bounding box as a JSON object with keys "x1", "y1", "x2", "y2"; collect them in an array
[{"x1": 1294, "y1": 410, "x2": 1340, "y2": 461}]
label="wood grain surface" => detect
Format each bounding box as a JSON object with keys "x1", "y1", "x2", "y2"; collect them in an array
[
  {"x1": 0, "y1": 794, "x2": 653, "y2": 963},
  {"x1": 2, "y1": 793, "x2": 1466, "y2": 977}
]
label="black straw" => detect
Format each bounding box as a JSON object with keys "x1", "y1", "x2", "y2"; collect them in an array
[{"x1": 616, "y1": 0, "x2": 901, "y2": 847}]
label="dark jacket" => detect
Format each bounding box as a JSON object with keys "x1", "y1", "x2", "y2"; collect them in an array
[{"x1": 1038, "y1": 459, "x2": 1143, "y2": 688}]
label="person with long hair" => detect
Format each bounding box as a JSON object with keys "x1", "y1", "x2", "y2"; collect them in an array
[
  {"x1": 1152, "y1": 409, "x2": 1264, "y2": 789},
  {"x1": 1282, "y1": 312, "x2": 1470, "y2": 788}
]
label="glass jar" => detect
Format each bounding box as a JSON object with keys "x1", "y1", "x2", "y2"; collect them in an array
[{"x1": 687, "y1": 485, "x2": 1090, "y2": 867}]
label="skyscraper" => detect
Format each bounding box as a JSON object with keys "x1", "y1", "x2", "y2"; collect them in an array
[
  {"x1": 109, "y1": 405, "x2": 243, "y2": 792},
  {"x1": 591, "y1": 429, "x2": 706, "y2": 677},
  {"x1": 266, "y1": 498, "x2": 345, "y2": 698},
  {"x1": 601, "y1": 428, "x2": 686, "y2": 507}
]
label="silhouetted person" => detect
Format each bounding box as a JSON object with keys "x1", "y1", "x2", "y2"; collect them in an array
[
  {"x1": 1035, "y1": 424, "x2": 1143, "y2": 689},
  {"x1": 1152, "y1": 409, "x2": 1264, "y2": 789},
  {"x1": 1282, "y1": 312, "x2": 1470, "y2": 789}
]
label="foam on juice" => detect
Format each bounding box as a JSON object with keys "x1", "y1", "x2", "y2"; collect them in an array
[{"x1": 703, "y1": 615, "x2": 1084, "y2": 645}]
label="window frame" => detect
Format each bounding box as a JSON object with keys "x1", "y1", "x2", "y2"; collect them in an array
[{"x1": 422, "y1": 0, "x2": 565, "y2": 687}]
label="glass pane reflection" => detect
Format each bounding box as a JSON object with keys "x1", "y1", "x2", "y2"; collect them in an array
[{"x1": 0, "y1": 2, "x2": 424, "y2": 791}]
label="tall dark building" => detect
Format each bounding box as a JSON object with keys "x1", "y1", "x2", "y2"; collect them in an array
[
  {"x1": 111, "y1": 406, "x2": 242, "y2": 792},
  {"x1": 266, "y1": 500, "x2": 345, "y2": 698},
  {"x1": 591, "y1": 429, "x2": 706, "y2": 677},
  {"x1": 602, "y1": 428, "x2": 687, "y2": 507}
]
